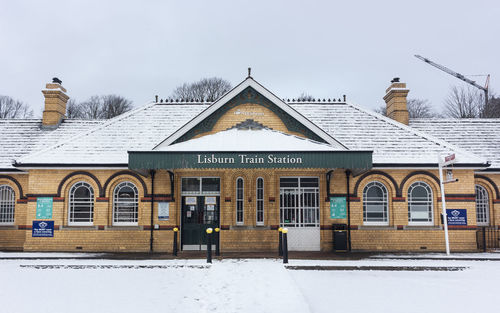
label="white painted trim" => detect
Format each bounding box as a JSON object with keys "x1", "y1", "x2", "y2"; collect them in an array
[
  {"x1": 236, "y1": 177, "x2": 244, "y2": 225},
  {"x1": 0, "y1": 172, "x2": 28, "y2": 175},
  {"x1": 256, "y1": 177, "x2": 264, "y2": 226},
  {"x1": 155, "y1": 78, "x2": 347, "y2": 150}
]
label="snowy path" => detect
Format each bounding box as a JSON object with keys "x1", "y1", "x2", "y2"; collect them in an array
[{"x1": 1, "y1": 257, "x2": 499, "y2": 313}]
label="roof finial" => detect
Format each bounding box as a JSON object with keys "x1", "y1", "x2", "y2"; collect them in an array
[{"x1": 248, "y1": 67, "x2": 252, "y2": 78}]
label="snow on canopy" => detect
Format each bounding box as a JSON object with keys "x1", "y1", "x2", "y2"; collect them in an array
[{"x1": 154, "y1": 128, "x2": 341, "y2": 152}]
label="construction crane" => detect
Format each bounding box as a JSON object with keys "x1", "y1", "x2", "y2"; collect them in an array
[{"x1": 414, "y1": 55, "x2": 490, "y2": 107}]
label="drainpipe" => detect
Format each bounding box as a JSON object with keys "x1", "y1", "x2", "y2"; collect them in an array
[
  {"x1": 345, "y1": 170, "x2": 352, "y2": 252},
  {"x1": 150, "y1": 170, "x2": 156, "y2": 253},
  {"x1": 326, "y1": 170, "x2": 334, "y2": 198}
]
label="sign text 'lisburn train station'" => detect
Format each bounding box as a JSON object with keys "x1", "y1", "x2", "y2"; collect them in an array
[{"x1": 197, "y1": 154, "x2": 303, "y2": 165}]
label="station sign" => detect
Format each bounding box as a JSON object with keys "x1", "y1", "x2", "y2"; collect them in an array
[
  {"x1": 446, "y1": 209, "x2": 467, "y2": 226},
  {"x1": 32, "y1": 221, "x2": 54, "y2": 237}
]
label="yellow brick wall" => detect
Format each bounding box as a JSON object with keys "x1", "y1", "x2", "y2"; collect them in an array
[{"x1": 1, "y1": 166, "x2": 498, "y2": 253}]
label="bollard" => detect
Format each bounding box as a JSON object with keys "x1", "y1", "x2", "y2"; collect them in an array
[
  {"x1": 173, "y1": 227, "x2": 178, "y2": 256},
  {"x1": 215, "y1": 227, "x2": 220, "y2": 256},
  {"x1": 282, "y1": 228, "x2": 288, "y2": 264},
  {"x1": 206, "y1": 228, "x2": 213, "y2": 263},
  {"x1": 278, "y1": 227, "x2": 283, "y2": 256}
]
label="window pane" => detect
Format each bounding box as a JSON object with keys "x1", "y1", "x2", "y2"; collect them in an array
[
  {"x1": 280, "y1": 178, "x2": 298, "y2": 188},
  {"x1": 202, "y1": 178, "x2": 220, "y2": 192},
  {"x1": 182, "y1": 178, "x2": 200, "y2": 192}
]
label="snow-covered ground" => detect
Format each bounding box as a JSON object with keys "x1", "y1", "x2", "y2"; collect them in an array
[{"x1": 1, "y1": 256, "x2": 498, "y2": 313}]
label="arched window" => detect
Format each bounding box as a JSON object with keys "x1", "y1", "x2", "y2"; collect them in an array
[
  {"x1": 256, "y1": 177, "x2": 264, "y2": 225},
  {"x1": 113, "y1": 182, "x2": 138, "y2": 225},
  {"x1": 408, "y1": 181, "x2": 433, "y2": 225},
  {"x1": 68, "y1": 182, "x2": 94, "y2": 225},
  {"x1": 476, "y1": 184, "x2": 490, "y2": 226},
  {"x1": 363, "y1": 181, "x2": 388, "y2": 224},
  {"x1": 236, "y1": 177, "x2": 244, "y2": 225},
  {"x1": 0, "y1": 185, "x2": 15, "y2": 224}
]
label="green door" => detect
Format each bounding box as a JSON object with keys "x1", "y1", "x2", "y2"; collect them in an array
[{"x1": 181, "y1": 196, "x2": 219, "y2": 249}]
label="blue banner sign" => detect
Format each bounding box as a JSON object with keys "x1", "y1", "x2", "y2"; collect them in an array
[
  {"x1": 446, "y1": 209, "x2": 467, "y2": 226},
  {"x1": 32, "y1": 221, "x2": 54, "y2": 237},
  {"x1": 330, "y1": 197, "x2": 347, "y2": 219}
]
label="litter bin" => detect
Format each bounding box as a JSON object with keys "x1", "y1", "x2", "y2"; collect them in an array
[{"x1": 332, "y1": 224, "x2": 348, "y2": 252}]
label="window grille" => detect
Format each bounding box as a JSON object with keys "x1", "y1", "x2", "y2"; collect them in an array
[
  {"x1": 408, "y1": 181, "x2": 433, "y2": 225},
  {"x1": 475, "y1": 184, "x2": 490, "y2": 226},
  {"x1": 68, "y1": 182, "x2": 94, "y2": 225},
  {"x1": 236, "y1": 178, "x2": 244, "y2": 225},
  {"x1": 279, "y1": 177, "x2": 319, "y2": 227},
  {"x1": 0, "y1": 185, "x2": 15, "y2": 224},
  {"x1": 113, "y1": 182, "x2": 138, "y2": 225},
  {"x1": 363, "y1": 181, "x2": 388, "y2": 224},
  {"x1": 256, "y1": 177, "x2": 264, "y2": 225}
]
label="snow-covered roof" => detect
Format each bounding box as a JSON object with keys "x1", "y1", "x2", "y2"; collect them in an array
[
  {"x1": 0, "y1": 119, "x2": 103, "y2": 170},
  {"x1": 154, "y1": 128, "x2": 342, "y2": 152},
  {"x1": 293, "y1": 103, "x2": 486, "y2": 166},
  {"x1": 8, "y1": 78, "x2": 489, "y2": 169},
  {"x1": 410, "y1": 118, "x2": 500, "y2": 169}
]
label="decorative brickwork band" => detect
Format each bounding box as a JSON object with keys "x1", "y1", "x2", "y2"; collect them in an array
[
  {"x1": 437, "y1": 194, "x2": 476, "y2": 202},
  {"x1": 220, "y1": 225, "x2": 230, "y2": 230},
  {"x1": 448, "y1": 225, "x2": 477, "y2": 230},
  {"x1": 0, "y1": 175, "x2": 24, "y2": 198},
  {"x1": 353, "y1": 171, "x2": 400, "y2": 197},
  {"x1": 349, "y1": 225, "x2": 358, "y2": 230},
  {"x1": 474, "y1": 174, "x2": 500, "y2": 200},
  {"x1": 392, "y1": 197, "x2": 406, "y2": 202},
  {"x1": 270, "y1": 225, "x2": 279, "y2": 230},
  {"x1": 102, "y1": 170, "x2": 148, "y2": 197},
  {"x1": 96, "y1": 197, "x2": 109, "y2": 202},
  {"x1": 16, "y1": 199, "x2": 28, "y2": 204},
  {"x1": 225, "y1": 197, "x2": 231, "y2": 202},
  {"x1": 57, "y1": 171, "x2": 103, "y2": 197},
  {"x1": 268, "y1": 197, "x2": 275, "y2": 202},
  {"x1": 397, "y1": 225, "x2": 404, "y2": 230}
]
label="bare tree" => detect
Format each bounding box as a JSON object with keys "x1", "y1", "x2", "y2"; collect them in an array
[
  {"x1": 68, "y1": 95, "x2": 133, "y2": 119},
  {"x1": 444, "y1": 86, "x2": 483, "y2": 118},
  {"x1": 297, "y1": 92, "x2": 315, "y2": 101},
  {"x1": 375, "y1": 98, "x2": 438, "y2": 118},
  {"x1": 171, "y1": 77, "x2": 232, "y2": 102},
  {"x1": 0, "y1": 95, "x2": 33, "y2": 118},
  {"x1": 482, "y1": 96, "x2": 500, "y2": 118},
  {"x1": 407, "y1": 99, "x2": 438, "y2": 118}
]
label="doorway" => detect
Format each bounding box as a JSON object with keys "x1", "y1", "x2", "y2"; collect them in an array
[{"x1": 180, "y1": 177, "x2": 220, "y2": 250}]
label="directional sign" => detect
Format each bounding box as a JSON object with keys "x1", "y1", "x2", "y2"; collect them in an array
[
  {"x1": 36, "y1": 197, "x2": 53, "y2": 219},
  {"x1": 330, "y1": 197, "x2": 347, "y2": 219}
]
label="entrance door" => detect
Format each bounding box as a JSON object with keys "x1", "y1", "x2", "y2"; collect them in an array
[
  {"x1": 280, "y1": 177, "x2": 320, "y2": 251},
  {"x1": 181, "y1": 177, "x2": 220, "y2": 250}
]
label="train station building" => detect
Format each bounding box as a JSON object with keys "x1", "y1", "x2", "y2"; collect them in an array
[{"x1": 0, "y1": 75, "x2": 499, "y2": 253}]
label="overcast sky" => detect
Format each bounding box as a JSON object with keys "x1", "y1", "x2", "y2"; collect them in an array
[{"x1": 1, "y1": 0, "x2": 498, "y2": 116}]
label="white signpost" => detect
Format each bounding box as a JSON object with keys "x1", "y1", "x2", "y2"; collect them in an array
[{"x1": 438, "y1": 153, "x2": 458, "y2": 256}]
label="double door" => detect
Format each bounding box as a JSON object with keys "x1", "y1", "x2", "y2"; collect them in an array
[{"x1": 181, "y1": 195, "x2": 219, "y2": 250}]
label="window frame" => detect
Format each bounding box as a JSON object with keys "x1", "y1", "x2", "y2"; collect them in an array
[
  {"x1": 475, "y1": 184, "x2": 490, "y2": 226},
  {"x1": 113, "y1": 181, "x2": 139, "y2": 226},
  {"x1": 363, "y1": 181, "x2": 389, "y2": 226},
  {"x1": 256, "y1": 177, "x2": 264, "y2": 226},
  {"x1": 0, "y1": 185, "x2": 15, "y2": 225},
  {"x1": 236, "y1": 177, "x2": 244, "y2": 225},
  {"x1": 68, "y1": 181, "x2": 95, "y2": 226},
  {"x1": 407, "y1": 181, "x2": 434, "y2": 226}
]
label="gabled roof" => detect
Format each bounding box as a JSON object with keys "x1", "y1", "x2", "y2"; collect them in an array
[
  {"x1": 10, "y1": 78, "x2": 489, "y2": 169},
  {"x1": 410, "y1": 118, "x2": 500, "y2": 169},
  {"x1": 154, "y1": 77, "x2": 348, "y2": 150},
  {"x1": 0, "y1": 119, "x2": 103, "y2": 171}
]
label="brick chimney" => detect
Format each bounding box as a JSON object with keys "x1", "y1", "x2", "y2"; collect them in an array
[
  {"x1": 42, "y1": 77, "x2": 69, "y2": 127},
  {"x1": 383, "y1": 77, "x2": 409, "y2": 125}
]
